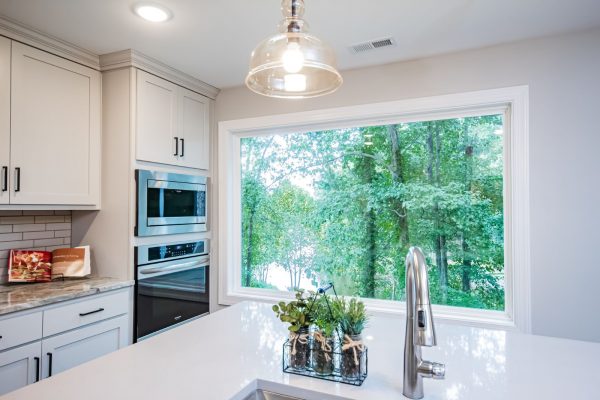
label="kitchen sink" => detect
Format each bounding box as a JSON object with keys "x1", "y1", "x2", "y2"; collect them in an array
[{"x1": 242, "y1": 390, "x2": 305, "y2": 400}]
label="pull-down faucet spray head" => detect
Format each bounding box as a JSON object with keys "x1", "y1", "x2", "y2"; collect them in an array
[{"x1": 405, "y1": 247, "x2": 437, "y2": 347}]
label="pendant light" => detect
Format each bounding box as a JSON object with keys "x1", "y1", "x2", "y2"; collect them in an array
[{"x1": 245, "y1": 0, "x2": 343, "y2": 99}]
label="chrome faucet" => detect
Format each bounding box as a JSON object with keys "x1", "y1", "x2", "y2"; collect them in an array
[{"x1": 403, "y1": 247, "x2": 445, "y2": 399}]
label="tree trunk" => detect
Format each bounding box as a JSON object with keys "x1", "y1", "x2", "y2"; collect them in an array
[
  {"x1": 244, "y1": 208, "x2": 256, "y2": 287},
  {"x1": 427, "y1": 122, "x2": 448, "y2": 302},
  {"x1": 388, "y1": 125, "x2": 410, "y2": 251},
  {"x1": 461, "y1": 143, "x2": 474, "y2": 292},
  {"x1": 359, "y1": 134, "x2": 376, "y2": 298}
]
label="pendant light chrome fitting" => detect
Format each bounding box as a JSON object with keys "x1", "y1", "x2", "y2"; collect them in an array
[{"x1": 245, "y1": 0, "x2": 343, "y2": 99}]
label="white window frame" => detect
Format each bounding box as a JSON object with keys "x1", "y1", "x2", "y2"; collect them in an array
[{"x1": 218, "y1": 86, "x2": 531, "y2": 333}]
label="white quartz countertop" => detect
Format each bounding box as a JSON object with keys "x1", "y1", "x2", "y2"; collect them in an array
[{"x1": 3, "y1": 301, "x2": 600, "y2": 399}]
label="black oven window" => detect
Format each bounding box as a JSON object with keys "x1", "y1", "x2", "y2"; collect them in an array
[{"x1": 148, "y1": 188, "x2": 204, "y2": 217}]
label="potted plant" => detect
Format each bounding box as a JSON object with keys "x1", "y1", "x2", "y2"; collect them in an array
[
  {"x1": 311, "y1": 295, "x2": 338, "y2": 376},
  {"x1": 272, "y1": 290, "x2": 314, "y2": 370},
  {"x1": 335, "y1": 297, "x2": 368, "y2": 380}
]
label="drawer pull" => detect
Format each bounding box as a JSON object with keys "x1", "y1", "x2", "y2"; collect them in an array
[
  {"x1": 79, "y1": 307, "x2": 105, "y2": 317},
  {"x1": 47, "y1": 353, "x2": 53, "y2": 377},
  {"x1": 34, "y1": 357, "x2": 40, "y2": 382}
]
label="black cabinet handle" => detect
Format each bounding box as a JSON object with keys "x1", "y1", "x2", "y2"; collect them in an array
[
  {"x1": 34, "y1": 357, "x2": 40, "y2": 382},
  {"x1": 174, "y1": 137, "x2": 179, "y2": 156},
  {"x1": 14, "y1": 167, "x2": 20, "y2": 192},
  {"x1": 1, "y1": 166, "x2": 6, "y2": 192},
  {"x1": 180, "y1": 138, "x2": 184, "y2": 157},
  {"x1": 79, "y1": 307, "x2": 104, "y2": 317},
  {"x1": 47, "y1": 353, "x2": 53, "y2": 377}
]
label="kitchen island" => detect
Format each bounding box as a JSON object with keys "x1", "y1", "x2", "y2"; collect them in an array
[{"x1": 3, "y1": 301, "x2": 599, "y2": 399}]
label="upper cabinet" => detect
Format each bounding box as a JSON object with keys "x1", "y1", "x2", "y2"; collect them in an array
[
  {"x1": 178, "y1": 87, "x2": 210, "y2": 170},
  {"x1": 0, "y1": 37, "x2": 10, "y2": 205},
  {"x1": 136, "y1": 70, "x2": 210, "y2": 170},
  {"x1": 0, "y1": 40, "x2": 101, "y2": 208}
]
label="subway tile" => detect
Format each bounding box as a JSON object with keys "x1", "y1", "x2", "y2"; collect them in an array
[
  {"x1": 0, "y1": 216, "x2": 34, "y2": 225},
  {"x1": 64, "y1": 216, "x2": 71, "y2": 222},
  {"x1": 0, "y1": 226, "x2": 11, "y2": 234},
  {"x1": 0, "y1": 259, "x2": 7, "y2": 268},
  {"x1": 0, "y1": 233, "x2": 22, "y2": 242},
  {"x1": 0, "y1": 211, "x2": 23, "y2": 217},
  {"x1": 0, "y1": 240, "x2": 34, "y2": 251},
  {"x1": 54, "y1": 230, "x2": 71, "y2": 238},
  {"x1": 23, "y1": 231, "x2": 54, "y2": 240},
  {"x1": 22, "y1": 211, "x2": 55, "y2": 216},
  {"x1": 63, "y1": 237, "x2": 71, "y2": 245},
  {"x1": 12, "y1": 224, "x2": 46, "y2": 233},
  {"x1": 45, "y1": 245, "x2": 66, "y2": 252},
  {"x1": 34, "y1": 216, "x2": 65, "y2": 224},
  {"x1": 54, "y1": 210, "x2": 71, "y2": 215},
  {"x1": 0, "y1": 250, "x2": 7, "y2": 258},
  {"x1": 33, "y1": 238, "x2": 64, "y2": 247},
  {"x1": 45, "y1": 223, "x2": 70, "y2": 231}
]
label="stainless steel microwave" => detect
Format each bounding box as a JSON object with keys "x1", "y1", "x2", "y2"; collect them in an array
[{"x1": 135, "y1": 169, "x2": 207, "y2": 236}]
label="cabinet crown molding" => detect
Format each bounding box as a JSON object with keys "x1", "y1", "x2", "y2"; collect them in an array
[
  {"x1": 0, "y1": 16, "x2": 220, "y2": 100},
  {"x1": 0, "y1": 15, "x2": 100, "y2": 69},
  {"x1": 100, "y1": 49, "x2": 220, "y2": 100}
]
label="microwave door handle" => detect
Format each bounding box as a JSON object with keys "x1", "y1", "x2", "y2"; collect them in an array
[{"x1": 139, "y1": 257, "x2": 209, "y2": 275}]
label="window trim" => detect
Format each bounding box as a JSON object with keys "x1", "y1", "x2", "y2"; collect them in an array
[{"x1": 218, "y1": 86, "x2": 531, "y2": 333}]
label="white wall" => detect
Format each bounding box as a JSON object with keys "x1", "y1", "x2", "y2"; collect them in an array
[{"x1": 216, "y1": 28, "x2": 600, "y2": 342}]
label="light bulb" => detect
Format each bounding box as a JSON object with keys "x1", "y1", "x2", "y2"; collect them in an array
[
  {"x1": 284, "y1": 74, "x2": 307, "y2": 92},
  {"x1": 282, "y1": 42, "x2": 305, "y2": 73}
]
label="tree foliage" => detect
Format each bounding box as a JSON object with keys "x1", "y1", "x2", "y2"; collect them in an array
[{"x1": 241, "y1": 115, "x2": 505, "y2": 310}]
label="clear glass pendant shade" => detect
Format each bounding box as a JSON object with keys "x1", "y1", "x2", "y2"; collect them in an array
[{"x1": 245, "y1": 0, "x2": 342, "y2": 99}]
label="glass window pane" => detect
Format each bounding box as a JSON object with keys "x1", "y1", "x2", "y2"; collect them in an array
[{"x1": 240, "y1": 115, "x2": 505, "y2": 311}]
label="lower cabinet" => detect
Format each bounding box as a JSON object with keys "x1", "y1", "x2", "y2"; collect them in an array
[
  {"x1": 41, "y1": 315, "x2": 128, "y2": 378},
  {"x1": 0, "y1": 341, "x2": 41, "y2": 396},
  {"x1": 0, "y1": 288, "x2": 132, "y2": 395}
]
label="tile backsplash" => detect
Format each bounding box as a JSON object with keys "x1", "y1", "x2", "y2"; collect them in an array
[{"x1": 0, "y1": 211, "x2": 72, "y2": 282}]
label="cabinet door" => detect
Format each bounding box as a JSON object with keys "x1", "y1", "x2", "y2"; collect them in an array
[
  {"x1": 0, "y1": 341, "x2": 41, "y2": 396},
  {"x1": 136, "y1": 70, "x2": 179, "y2": 166},
  {"x1": 41, "y1": 315, "x2": 128, "y2": 379},
  {"x1": 10, "y1": 42, "x2": 101, "y2": 206},
  {"x1": 0, "y1": 37, "x2": 10, "y2": 205},
  {"x1": 178, "y1": 87, "x2": 210, "y2": 170}
]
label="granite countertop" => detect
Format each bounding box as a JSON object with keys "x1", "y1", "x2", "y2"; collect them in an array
[
  {"x1": 0, "y1": 277, "x2": 134, "y2": 316},
  {"x1": 4, "y1": 301, "x2": 600, "y2": 400}
]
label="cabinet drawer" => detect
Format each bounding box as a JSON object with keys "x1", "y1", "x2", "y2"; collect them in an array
[
  {"x1": 0, "y1": 312, "x2": 42, "y2": 351},
  {"x1": 43, "y1": 290, "x2": 129, "y2": 337}
]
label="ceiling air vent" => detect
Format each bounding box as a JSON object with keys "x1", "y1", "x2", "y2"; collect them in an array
[{"x1": 349, "y1": 37, "x2": 396, "y2": 54}]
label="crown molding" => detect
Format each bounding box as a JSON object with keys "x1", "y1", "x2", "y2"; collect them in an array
[
  {"x1": 0, "y1": 15, "x2": 100, "y2": 69},
  {"x1": 100, "y1": 49, "x2": 220, "y2": 100}
]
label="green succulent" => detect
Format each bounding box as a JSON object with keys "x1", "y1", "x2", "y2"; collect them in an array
[
  {"x1": 272, "y1": 289, "x2": 315, "y2": 332},
  {"x1": 333, "y1": 297, "x2": 368, "y2": 336}
]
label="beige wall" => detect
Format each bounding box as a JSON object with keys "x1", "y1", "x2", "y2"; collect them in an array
[{"x1": 216, "y1": 28, "x2": 600, "y2": 342}]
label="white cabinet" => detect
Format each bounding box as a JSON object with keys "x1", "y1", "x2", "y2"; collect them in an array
[
  {"x1": 0, "y1": 37, "x2": 10, "y2": 205},
  {"x1": 179, "y1": 87, "x2": 210, "y2": 170},
  {"x1": 136, "y1": 70, "x2": 210, "y2": 170},
  {"x1": 136, "y1": 70, "x2": 179, "y2": 166},
  {"x1": 0, "y1": 341, "x2": 41, "y2": 396},
  {"x1": 41, "y1": 315, "x2": 128, "y2": 379},
  {"x1": 0, "y1": 288, "x2": 131, "y2": 395},
  {"x1": 9, "y1": 41, "x2": 101, "y2": 206}
]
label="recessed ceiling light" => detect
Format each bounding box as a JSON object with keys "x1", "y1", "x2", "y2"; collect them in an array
[{"x1": 133, "y1": 3, "x2": 172, "y2": 22}]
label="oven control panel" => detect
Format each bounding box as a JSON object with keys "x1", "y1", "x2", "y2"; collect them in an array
[{"x1": 136, "y1": 240, "x2": 209, "y2": 265}]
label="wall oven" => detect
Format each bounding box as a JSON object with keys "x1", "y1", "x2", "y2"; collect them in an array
[
  {"x1": 136, "y1": 169, "x2": 207, "y2": 237},
  {"x1": 135, "y1": 239, "x2": 209, "y2": 341}
]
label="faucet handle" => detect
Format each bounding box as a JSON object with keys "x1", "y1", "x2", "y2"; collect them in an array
[{"x1": 418, "y1": 360, "x2": 446, "y2": 380}]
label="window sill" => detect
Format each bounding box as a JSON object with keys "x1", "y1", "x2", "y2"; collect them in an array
[{"x1": 219, "y1": 287, "x2": 519, "y2": 332}]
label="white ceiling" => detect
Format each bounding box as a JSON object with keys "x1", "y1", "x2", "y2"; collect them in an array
[{"x1": 1, "y1": 0, "x2": 600, "y2": 89}]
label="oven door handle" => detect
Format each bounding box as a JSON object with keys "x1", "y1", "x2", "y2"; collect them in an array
[{"x1": 139, "y1": 257, "x2": 209, "y2": 276}]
